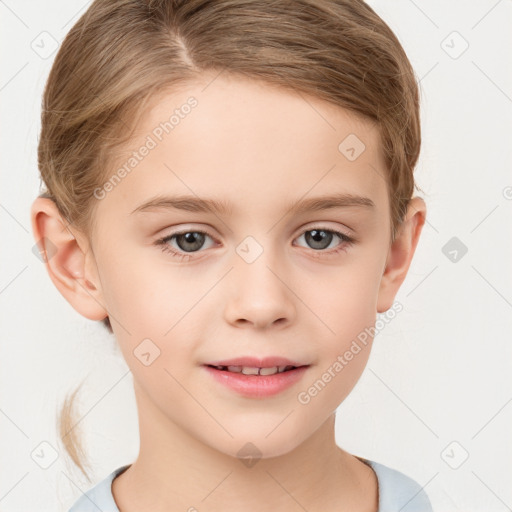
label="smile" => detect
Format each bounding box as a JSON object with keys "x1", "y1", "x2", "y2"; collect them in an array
[
  {"x1": 203, "y1": 364, "x2": 310, "y2": 398},
  {"x1": 208, "y1": 364, "x2": 299, "y2": 375}
]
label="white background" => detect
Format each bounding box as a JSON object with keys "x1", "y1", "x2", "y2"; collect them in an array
[{"x1": 1, "y1": 1, "x2": 511, "y2": 510}]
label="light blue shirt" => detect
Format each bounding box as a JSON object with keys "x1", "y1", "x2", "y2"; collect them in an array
[{"x1": 68, "y1": 457, "x2": 433, "y2": 511}]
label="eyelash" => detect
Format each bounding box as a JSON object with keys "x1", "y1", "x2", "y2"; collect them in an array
[{"x1": 155, "y1": 226, "x2": 355, "y2": 262}]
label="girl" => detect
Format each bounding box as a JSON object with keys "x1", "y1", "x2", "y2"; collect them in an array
[{"x1": 30, "y1": 0, "x2": 432, "y2": 510}]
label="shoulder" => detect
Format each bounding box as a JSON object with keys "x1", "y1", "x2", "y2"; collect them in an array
[
  {"x1": 358, "y1": 457, "x2": 434, "y2": 512},
  {"x1": 67, "y1": 465, "x2": 130, "y2": 512}
]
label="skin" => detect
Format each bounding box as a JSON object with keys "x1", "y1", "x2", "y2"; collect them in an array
[{"x1": 31, "y1": 72, "x2": 426, "y2": 512}]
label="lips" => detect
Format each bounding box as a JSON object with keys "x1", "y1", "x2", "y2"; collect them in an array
[
  {"x1": 204, "y1": 356, "x2": 308, "y2": 368},
  {"x1": 203, "y1": 362, "x2": 310, "y2": 398},
  {"x1": 203, "y1": 356, "x2": 310, "y2": 376},
  {"x1": 207, "y1": 364, "x2": 296, "y2": 376}
]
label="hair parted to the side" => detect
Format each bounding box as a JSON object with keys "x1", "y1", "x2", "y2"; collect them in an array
[{"x1": 37, "y1": 0, "x2": 422, "y2": 476}]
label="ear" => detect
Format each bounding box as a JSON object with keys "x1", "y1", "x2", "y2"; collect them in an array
[
  {"x1": 30, "y1": 197, "x2": 108, "y2": 322},
  {"x1": 377, "y1": 196, "x2": 426, "y2": 313}
]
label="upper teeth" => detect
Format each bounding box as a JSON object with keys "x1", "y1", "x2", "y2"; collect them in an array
[{"x1": 214, "y1": 365, "x2": 296, "y2": 375}]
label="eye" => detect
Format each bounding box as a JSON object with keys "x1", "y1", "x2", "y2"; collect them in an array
[
  {"x1": 154, "y1": 226, "x2": 355, "y2": 261},
  {"x1": 293, "y1": 227, "x2": 355, "y2": 257},
  {"x1": 155, "y1": 229, "x2": 216, "y2": 261}
]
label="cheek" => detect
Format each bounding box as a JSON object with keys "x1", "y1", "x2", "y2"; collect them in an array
[
  {"x1": 300, "y1": 258, "x2": 382, "y2": 346},
  {"x1": 98, "y1": 247, "x2": 177, "y2": 331},
  {"x1": 100, "y1": 254, "x2": 203, "y2": 364}
]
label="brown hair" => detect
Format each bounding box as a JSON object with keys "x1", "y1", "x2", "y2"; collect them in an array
[{"x1": 37, "y1": 0, "x2": 422, "y2": 478}]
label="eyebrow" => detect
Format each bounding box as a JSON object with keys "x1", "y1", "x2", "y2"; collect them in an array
[{"x1": 130, "y1": 192, "x2": 375, "y2": 216}]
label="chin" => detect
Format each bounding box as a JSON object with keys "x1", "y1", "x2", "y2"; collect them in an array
[{"x1": 210, "y1": 429, "x2": 307, "y2": 462}]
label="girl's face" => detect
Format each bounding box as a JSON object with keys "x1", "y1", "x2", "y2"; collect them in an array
[{"x1": 84, "y1": 73, "x2": 396, "y2": 459}]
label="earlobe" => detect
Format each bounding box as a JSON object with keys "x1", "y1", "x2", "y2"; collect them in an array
[
  {"x1": 376, "y1": 197, "x2": 426, "y2": 313},
  {"x1": 30, "y1": 197, "x2": 108, "y2": 322}
]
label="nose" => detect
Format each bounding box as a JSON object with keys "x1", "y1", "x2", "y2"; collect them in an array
[{"x1": 223, "y1": 250, "x2": 296, "y2": 330}]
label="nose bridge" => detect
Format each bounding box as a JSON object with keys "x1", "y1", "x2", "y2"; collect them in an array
[{"x1": 236, "y1": 231, "x2": 286, "y2": 294}]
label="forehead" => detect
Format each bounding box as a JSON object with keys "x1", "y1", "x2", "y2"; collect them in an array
[{"x1": 96, "y1": 73, "x2": 388, "y2": 222}]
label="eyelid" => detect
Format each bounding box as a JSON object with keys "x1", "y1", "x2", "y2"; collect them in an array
[
  {"x1": 157, "y1": 225, "x2": 219, "y2": 244},
  {"x1": 298, "y1": 221, "x2": 355, "y2": 238}
]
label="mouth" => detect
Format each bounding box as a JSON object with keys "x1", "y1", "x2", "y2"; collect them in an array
[
  {"x1": 204, "y1": 364, "x2": 305, "y2": 375},
  {"x1": 201, "y1": 362, "x2": 311, "y2": 398}
]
